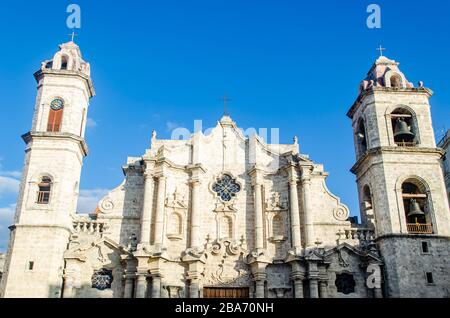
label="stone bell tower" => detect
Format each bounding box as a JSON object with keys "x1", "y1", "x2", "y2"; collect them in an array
[
  {"x1": 348, "y1": 55, "x2": 450, "y2": 297},
  {"x1": 0, "y1": 41, "x2": 95, "y2": 298}
]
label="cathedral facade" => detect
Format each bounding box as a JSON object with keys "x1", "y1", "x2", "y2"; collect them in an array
[{"x1": 0, "y1": 41, "x2": 449, "y2": 298}]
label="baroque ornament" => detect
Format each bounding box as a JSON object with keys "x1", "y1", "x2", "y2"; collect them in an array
[
  {"x1": 333, "y1": 207, "x2": 349, "y2": 221},
  {"x1": 202, "y1": 239, "x2": 250, "y2": 287},
  {"x1": 99, "y1": 198, "x2": 114, "y2": 213}
]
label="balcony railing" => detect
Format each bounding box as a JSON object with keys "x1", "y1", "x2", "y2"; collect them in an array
[
  {"x1": 395, "y1": 141, "x2": 417, "y2": 148},
  {"x1": 73, "y1": 220, "x2": 105, "y2": 234},
  {"x1": 407, "y1": 223, "x2": 433, "y2": 234}
]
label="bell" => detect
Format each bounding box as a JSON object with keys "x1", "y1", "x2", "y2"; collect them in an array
[
  {"x1": 394, "y1": 119, "x2": 415, "y2": 142},
  {"x1": 407, "y1": 199, "x2": 425, "y2": 218}
]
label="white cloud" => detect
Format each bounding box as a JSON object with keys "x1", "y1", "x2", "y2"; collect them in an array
[
  {"x1": 77, "y1": 188, "x2": 110, "y2": 214},
  {"x1": 0, "y1": 203, "x2": 15, "y2": 222},
  {"x1": 0, "y1": 204, "x2": 16, "y2": 249},
  {"x1": 166, "y1": 121, "x2": 180, "y2": 132},
  {"x1": 0, "y1": 176, "x2": 20, "y2": 198},
  {"x1": 86, "y1": 117, "x2": 97, "y2": 129}
]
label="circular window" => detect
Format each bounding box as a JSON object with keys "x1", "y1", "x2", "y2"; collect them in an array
[{"x1": 50, "y1": 98, "x2": 64, "y2": 111}]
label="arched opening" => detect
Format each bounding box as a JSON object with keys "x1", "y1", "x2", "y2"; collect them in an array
[
  {"x1": 61, "y1": 55, "x2": 69, "y2": 70},
  {"x1": 357, "y1": 119, "x2": 368, "y2": 156},
  {"x1": 391, "y1": 108, "x2": 417, "y2": 147},
  {"x1": 401, "y1": 179, "x2": 433, "y2": 234},
  {"x1": 362, "y1": 185, "x2": 376, "y2": 229},
  {"x1": 362, "y1": 185, "x2": 372, "y2": 208},
  {"x1": 390, "y1": 75, "x2": 402, "y2": 88},
  {"x1": 168, "y1": 212, "x2": 182, "y2": 235},
  {"x1": 37, "y1": 176, "x2": 52, "y2": 204}
]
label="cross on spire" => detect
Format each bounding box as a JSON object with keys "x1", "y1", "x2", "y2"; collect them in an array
[
  {"x1": 376, "y1": 45, "x2": 386, "y2": 57},
  {"x1": 68, "y1": 30, "x2": 78, "y2": 42},
  {"x1": 221, "y1": 94, "x2": 231, "y2": 116}
]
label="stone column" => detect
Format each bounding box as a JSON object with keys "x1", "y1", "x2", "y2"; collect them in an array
[
  {"x1": 319, "y1": 281, "x2": 328, "y2": 298},
  {"x1": 189, "y1": 279, "x2": 199, "y2": 298},
  {"x1": 309, "y1": 278, "x2": 319, "y2": 298},
  {"x1": 123, "y1": 274, "x2": 135, "y2": 298},
  {"x1": 135, "y1": 273, "x2": 148, "y2": 298},
  {"x1": 255, "y1": 280, "x2": 266, "y2": 298},
  {"x1": 140, "y1": 173, "x2": 154, "y2": 245},
  {"x1": 190, "y1": 179, "x2": 201, "y2": 249},
  {"x1": 151, "y1": 275, "x2": 162, "y2": 298},
  {"x1": 154, "y1": 176, "x2": 167, "y2": 248},
  {"x1": 254, "y1": 183, "x2": 264, "y2": 252},
  {"x1": 288, "y1": 170, "x2": 301, "y2": 253},
  {"x1": 301, "y1": 167, "x2": 315, "y2": 247},
  {"x1": 62, "y1": 271, "x2": 74, "y2": 298},
  {"x1": 291, "y1": 273, "x2": 304, "y2": 298}
]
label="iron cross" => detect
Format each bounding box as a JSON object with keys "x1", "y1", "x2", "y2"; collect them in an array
[
  {"x1": 69, "y1": 30, "x2": 78, "y2": 42},
  {"x1": 221, "y1": 94, "x2": 231, "y2": 116},
  {"x1": 376, "y1": 45, "x2": 386, "y2": 57}
]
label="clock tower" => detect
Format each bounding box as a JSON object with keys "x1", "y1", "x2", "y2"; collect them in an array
[{"x1": 0, "y1": 41, "x2": 94, "y2": 298}]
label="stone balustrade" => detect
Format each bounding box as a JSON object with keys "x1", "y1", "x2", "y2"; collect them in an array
[{"x1": 72, "y1": 219, "x2": 105, "y2": 234}]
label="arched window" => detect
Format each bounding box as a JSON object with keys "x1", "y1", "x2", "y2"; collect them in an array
[
  {"x1": 390, "y1": 75, "x2": 402, "y2": 88},
  {"x1": 61, "y1": 55, "x2": 69, "y2": 70},
  {"x1": 37, "y1": 176, "x2": 52, "y2": 204},
  {"x1": 391, "y1": 108, "x2": 417, "y2": 147},
  {"x1": 47, "y1": 99, "x2": 64, "y2": 132},
  {"x1": 362, "y1": 185, "x2": 372, "y2": 210},
  {"x1": 356, "y1": 119, "x2": 368, "y2": 156},
  {"x1": 401, "y1": 179, "x2": 433, "y2": 234}
]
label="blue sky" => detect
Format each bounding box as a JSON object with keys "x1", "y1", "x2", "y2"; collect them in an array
[{"x1": 0, "y1": 0, "x2": 449, "y2": 252}]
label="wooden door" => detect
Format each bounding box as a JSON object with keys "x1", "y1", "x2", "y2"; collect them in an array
[{"x1": 203, "y1": 287, "x2": 249, "y2": 298}]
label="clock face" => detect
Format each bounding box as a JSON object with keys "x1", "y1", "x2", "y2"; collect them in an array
[{"x1": 50, "y1": 98, "x2": 64, "y2": 110}]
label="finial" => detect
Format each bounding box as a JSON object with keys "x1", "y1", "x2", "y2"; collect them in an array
[
  {"x1": 220, "y1": 94, "x2": 231, "y2": 116},
  {"x1": 68, "y1": 29, "x2": 78, "y2": 42},
  {"x1": 293, "y1": 136, "x2": 298, "y2": 144},
  {"x1": 151, "y1": 130, "x2": 157, "y2": 147},
  {"x1": 418, "y1": 81, "x2": 424, "y2": 88},
  {"x1": 376, "y1": 45, "x2": 386, "y2": 57}
]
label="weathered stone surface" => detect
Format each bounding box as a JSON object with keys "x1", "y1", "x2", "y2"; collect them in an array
[{"x1": 1, "y1": 47, "x2": 449, "y2": 299}]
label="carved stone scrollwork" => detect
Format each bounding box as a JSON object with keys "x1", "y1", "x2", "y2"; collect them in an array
[
  {"x1": 333, "y1": 206, "x2": 349, "y2": 221},
  {"x1": 269, "y1": 287, "x2": 291, "y2": 298},
  {"x1": 202, "y1": 239, "x2": 251, "y2": 287},
  {"x1": 99, "y1": 198, "x2": 114, "y2": 214},
  {"x1": 164, "y1": 285, "x2": 183, "y2": 298}
]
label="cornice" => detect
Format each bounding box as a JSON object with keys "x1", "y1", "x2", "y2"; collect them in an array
[
  {"x1": 34, "y1": 68, "x2": 95, "y2": 98},
  {"x1": 351, "y1": 146, "x2": 445, "y2": 174},
  {"x1": 347, "y1": 87, "x2": 433, "y2": 119},
  {"x1": 22, "y1": 131, "x2": 89, "y2": 157}
]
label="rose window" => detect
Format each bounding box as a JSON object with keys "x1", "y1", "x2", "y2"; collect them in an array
[
  {"x1": 91, "y1": 268, "x2": 113, "y2": 290},
  {"x1": 212, "y1": 174, "x2": 241, "y2": 202}
]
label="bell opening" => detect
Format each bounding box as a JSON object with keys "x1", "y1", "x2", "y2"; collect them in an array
[
  {"x1": 402, "y1": 181, "x2": 433, "y2": 234},
  {"x1": 391, "y1": 109, "x2": 416, "y2": 146}
]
